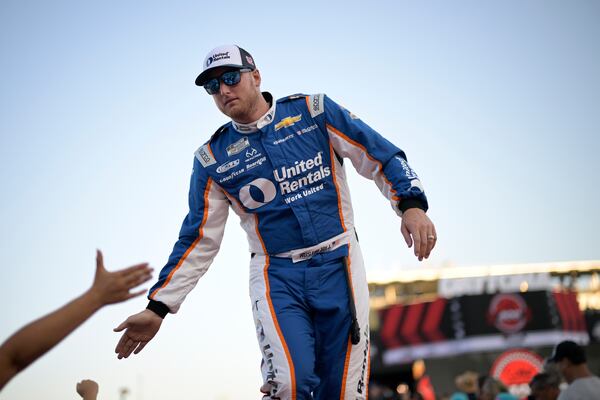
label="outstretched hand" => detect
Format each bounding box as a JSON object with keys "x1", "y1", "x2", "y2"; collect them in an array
[
  {"x1": 90, "y1": 250, "x2": 153, "y2": 306},
  {"x1": 114, "y1": 309, "x2": 163, "y2": 359},
  {"x1": 400, "y1": 208, "x2": 437, "y2": 261}
]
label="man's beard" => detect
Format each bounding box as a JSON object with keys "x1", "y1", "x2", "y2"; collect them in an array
[{"x1": 226, "y1": 95, "x2": 259, "y2": 123}]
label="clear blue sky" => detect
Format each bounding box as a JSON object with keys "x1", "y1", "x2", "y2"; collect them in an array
[{"x1": 1, "y1": 1, "x2": 598, "y2": 399}]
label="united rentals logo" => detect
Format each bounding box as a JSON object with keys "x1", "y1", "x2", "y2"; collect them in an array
[
  {"x1": 487, "y1": 293, "x2": 531, "y2": 334},
  {"x1": 206, "y1": 51, "x2": 230, "y2": 67},
  {"x1": 239, "y1": 178, "x2": 276, "y2": 209},
  {"x1": 273, "y1": 151, "x2": 330, "y2": 195},
  {"x1": 274, "y1": 114, "x2": 302, "y2": 131}
]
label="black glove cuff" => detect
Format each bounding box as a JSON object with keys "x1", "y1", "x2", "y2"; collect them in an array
[
  {"x1": 146, "y1": 300, "x2": 169, "y2": 319},
  {"x1": 398, "y1": 197, "x2": 428, "y2": 214}
]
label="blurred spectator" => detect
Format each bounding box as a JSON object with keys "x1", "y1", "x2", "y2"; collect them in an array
[
  {"x1": 0, "y1": 250, "x2": 152, "y2": 390},
  {"x1": 546, "y1": 340, "x2": 600, "y2": 399},
  {"x1": 411, "y1": 391, "x2": 425, "y2": 400},
  {"x1": 76, "y1": 379, "x2": 99, "y2": 400},
  {"x1": 477, "y1": 375, "x2": 488, "y2": 397},
  {"x1": 450, "y1": 371, "x2": 479, "y2": 400},
  {"x1": 369, "y1": 380, "x2": 398, "y2": 400},
  {"x1": 479, "y1": 376, "x2": 517, "y2": 400},
  {"x1": 529, "y1": 372, "x2": 560, "y2": 400}
]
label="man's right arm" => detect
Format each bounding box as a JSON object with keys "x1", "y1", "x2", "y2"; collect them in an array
[
  {"x1": 114, "y1": 155, "x2": 230, "y2": 358},
  {"x1": 147, "y1": 156, "x2": 230, "y2": 314}
]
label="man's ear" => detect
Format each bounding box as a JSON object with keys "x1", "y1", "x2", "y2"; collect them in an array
[{"x1": 251, "y1": 69, "x2": 261, "y2": 87}]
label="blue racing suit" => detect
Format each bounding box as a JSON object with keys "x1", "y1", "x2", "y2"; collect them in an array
[{"x1": 147, "y1": 92, "x2": 428, "y2": 399}]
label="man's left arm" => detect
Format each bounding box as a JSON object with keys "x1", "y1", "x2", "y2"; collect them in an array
[{"x1": 317, "y1": 94, "x2": 436, "y2": 260}]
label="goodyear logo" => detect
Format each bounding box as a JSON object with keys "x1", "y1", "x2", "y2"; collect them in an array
[{"x1": 274, "y1": 114, "x2": 302, "y2": 131}]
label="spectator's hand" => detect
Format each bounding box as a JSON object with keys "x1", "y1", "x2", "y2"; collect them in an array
[
  {"x1": 76, "y1": 379, "x2": 99, "y2": 399},
  {"x1": 400, "y1": 208, "x2": 437, "y2": 261},
  {"x1": 114, "y1": 309, "x2": 162, "y2": 359},
  {"x1": 90, "y1": 250, "x2": 153, "y2": 306}
]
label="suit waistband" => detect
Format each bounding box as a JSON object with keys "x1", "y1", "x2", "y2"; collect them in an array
[{"x1": 271, "y1": 230, "x2": 354, "y2": 263}]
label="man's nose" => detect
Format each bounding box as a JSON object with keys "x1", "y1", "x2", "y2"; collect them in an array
[{"x1": 219, "y1": 80, "x2": 230, "y2": 95}]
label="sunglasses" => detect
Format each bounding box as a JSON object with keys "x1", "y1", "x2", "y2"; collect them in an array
[{"x1": 203, "y1": 68, "x2": 252, "y2": 95}]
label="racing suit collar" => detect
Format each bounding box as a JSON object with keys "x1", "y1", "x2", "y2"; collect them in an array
[{"x1": 231, "y1": 92, "x2": 275, "y2": 134}]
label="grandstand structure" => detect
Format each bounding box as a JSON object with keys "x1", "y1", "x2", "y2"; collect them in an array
[{"x1": 367, "y1": 260, "x2": 600, "y2": 395}]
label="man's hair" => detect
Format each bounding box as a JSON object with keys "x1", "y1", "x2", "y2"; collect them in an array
[
  {"x1": 549, "y1": 340, "x2": 587, "y2": 365},
  {"x1": 530, "y1": 372, "x2": 560, "y2": 390}
]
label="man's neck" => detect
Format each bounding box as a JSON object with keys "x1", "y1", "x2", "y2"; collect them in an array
[
  {"x1": 234, "y1": 92, "x2": 271, "y2": 124},
  {"x1": 230, "y1": 93, "x2": 275, "y2": 133},
  {"x1": 570, "y1": 364, "x2": 593, "y2": 383}
]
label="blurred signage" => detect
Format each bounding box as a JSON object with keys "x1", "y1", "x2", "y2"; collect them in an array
[
  {"x1": 375, "y1": 290, "x2": 589, "y2": 365},
  {"x1": 439, "y1": 273, "x2": 551, "y2": 297}
]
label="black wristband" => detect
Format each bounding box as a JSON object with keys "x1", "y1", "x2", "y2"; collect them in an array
[
  {"x1": 146, "y1": 300, "x2": 169, "y2": 319},
  {"x1": 398, "y1": 197, "x2": 428, "y2": 213}
]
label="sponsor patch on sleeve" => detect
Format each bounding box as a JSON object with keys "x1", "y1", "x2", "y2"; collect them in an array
[
  {"x1": 308, "y1": 93, "x2": 325, "y2": 118},
  {"x1": 195, "y1": 144, "x2": 216, "y2": 167}
]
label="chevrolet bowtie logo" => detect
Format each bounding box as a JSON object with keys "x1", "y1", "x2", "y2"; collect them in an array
[{"x1": 274, "y1": 114, "x2": 302, "y2": 131}]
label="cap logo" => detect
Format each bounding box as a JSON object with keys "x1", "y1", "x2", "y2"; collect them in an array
[
  {"x1": 206, "y1": 51, "x2": 230, "y2": 67},
  {"x1": 246, "y1": 55, "x2": 254, "y2": 66}
]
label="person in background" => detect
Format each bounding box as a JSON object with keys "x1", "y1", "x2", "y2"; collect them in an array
[
  {"x1": 546, "y1": 340, "x2": 600, "y2": 400},
  {"x1": 529, "y1": 372, "x2": 560, "y2": 400},
  {"x1": 450, "y1": 371, "x2": 479, "y2": 400},
  {"x1": 76, "y1": 379, "x2": 99, "y2": 400},
  {"x1": 0, "y1": 250, "x2": 152, "y2": 390},
  {"x1": 478, "y1": 376, "x2": 517, "y2": 400}
]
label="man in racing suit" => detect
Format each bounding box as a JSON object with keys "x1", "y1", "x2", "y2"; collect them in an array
[{"x1": 114, "y1": 45, "x2": 437, "y2": 400}]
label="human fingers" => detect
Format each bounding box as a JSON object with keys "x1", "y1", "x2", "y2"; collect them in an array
[
  {"x1": 115, "y1": 331, "x2": 130, "y2": 356},
  {"x1": 117, "y1": 262, "x2": 151, "y2": 276},
  {"x1": 424, "y1": 226, "x2": 437, "y2": 258},
  {"x1": 401, "y1": 222, "x2": 412, "y2": 248},
  {"x1": 96, "y1": 249, "x2": 105, "y2": 272},
  {"x1": 418, "y1": 227, "x2": 430, "y2": 261},
  {"x1": 113, "y1": 319, "x2": 129, "y2": 332},
  {"x1": 122, "y1": 288, "x2": 148, "y2": 301},
  {"x1": 123, "y1": 267, "x2": 153, "y2": 287},
  {"x1": 133, "y1": 341, "x2": 148, "y2": 354},
  {"x1": 120, "y1": 337, "x2": 139, "y2": 359},
  {"x1": 413, "y1": 231, "x2": 423, "y2": 261},
  {"x1": 116, "y1": 334, "x2": 136, "y2": 359}
]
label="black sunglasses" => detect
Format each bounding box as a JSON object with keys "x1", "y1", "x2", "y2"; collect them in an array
[{"x1": 203, "y1": 68, "x2": 252, "y2": 95}]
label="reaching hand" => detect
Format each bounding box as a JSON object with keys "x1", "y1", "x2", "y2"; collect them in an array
[
  {"x1": 400, "y1": 208, "x2": 437, "y2": 261},
  {"x1": 114, "y1": 309, "x2": 163, "y2": 359},
  {"x1": 90, "y1": 250, "x2": 153, "y2": 306},
  {"x1": 76, "y1": 379, "x2": 99, "y2": 399}
]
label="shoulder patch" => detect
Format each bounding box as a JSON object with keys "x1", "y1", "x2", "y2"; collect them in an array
[
  {"x1": 195, "y1": 144, "x2": 216, "y2": 167},
  {"x1": 194, "y1": 123, "x2": 230, "y2": 167},
  {"x1": 307, "y1": 93, "x2": 325, "y2": 118}
]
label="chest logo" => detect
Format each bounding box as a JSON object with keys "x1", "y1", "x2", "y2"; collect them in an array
[
  {"x1": 216, "y1": 159, "x2": 240, "y2": 173},
  {"x1": 274, "y1": 114, "x2": 302, "y2": 131},
  {"x1": 226, "y1": 137, "x2": 250, "y2": 156},
  {"x1": 239, "y1": 178, "x2": 277, "y2": 209}
]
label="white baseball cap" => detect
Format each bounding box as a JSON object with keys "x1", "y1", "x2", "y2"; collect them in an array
[{"x1": 195, "y1": 44, "x2": 256, "y2": 86}]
